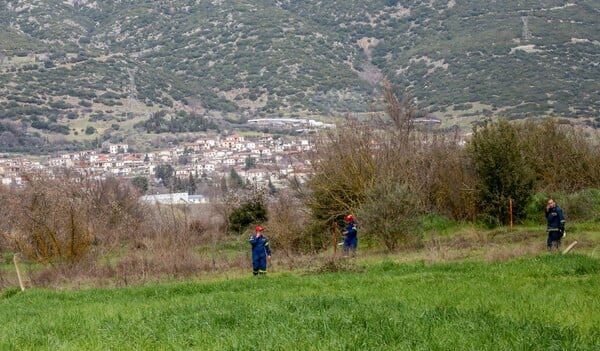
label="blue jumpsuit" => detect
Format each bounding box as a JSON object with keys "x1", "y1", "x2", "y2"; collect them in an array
[
  {"x1": 546, "y1": 205, "x2": 565, "y2": 249},
  {"x1": 343, "y1": 220, "x2": 358, "y2": 255},
  {"x1": 249, "y1": 234, "x2": 271, "y2": 275}
]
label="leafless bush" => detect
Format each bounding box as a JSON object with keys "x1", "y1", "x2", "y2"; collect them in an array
[
  {"x1": 143, "y1": 203, "x2": 189, "y2": 240},
  {"x1": 410, "y1": 134, "x2": 478, "y2": 220},
  {"x1": 266, "y1": 190, "x2": 309, "y2": 256},
  {"x1": 0, "y1": 171, "x2": 158, "y2": 267},
  {"x1": 357, "y1": 182, "x2": 423, "y2": 251},
  {"x1": 306, "y1": 119, "x2": 378, "y2": 219},
  {"x1": 303, "y1": 80, "x2": 476, "y2": 249},
  {"x1": 311, "y1": 256, "x2": 365, "y2": 274},
  {"x1": 86, "y1": 177, "x2": 149, "y2": 251},
  {"x1": 381, "y1": 78, "x2": 416, "y2": 141},
  {"x1": 188, "y1": 219, "x2": 207, "y2": 237},
  {"x1": 518, "y1": 119, "x2": 600, "y2": 192},
  {"x1": 0, "y1": 170, "x2": 256, "y2": 288},
  {"x1": 1, "y1": 172, "x2": 95, "y2": 264}
]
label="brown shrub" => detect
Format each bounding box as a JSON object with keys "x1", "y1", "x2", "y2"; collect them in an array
[
  {"x1": 266, "y1": 190, "x2": 309, "y2": 256},
  {"x1": 1, "y1": 172, "x2": 94, "y2": 264}
]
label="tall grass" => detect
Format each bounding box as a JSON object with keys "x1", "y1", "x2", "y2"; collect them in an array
[{"x1": 1, "y1": 254, "x2": 599, "y2": 350}]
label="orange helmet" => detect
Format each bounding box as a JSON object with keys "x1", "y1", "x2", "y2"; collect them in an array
[
  {"x1": 345, "y1": 214, "x2": 355, "y2": 222},
  {"x1": 255, "y1": 226, "x2": 264, "y2": 232}
]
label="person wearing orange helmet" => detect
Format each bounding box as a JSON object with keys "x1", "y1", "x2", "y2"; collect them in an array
[
  {"x1": 249, "y1": 225, "x2": 272, "y2": 275},
  {"x1": 343, "y1": 214, "x2": 358, "y2": 256}
]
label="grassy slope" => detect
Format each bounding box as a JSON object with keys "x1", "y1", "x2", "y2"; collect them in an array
[{"x1": 1, "y1": 253, "x2": 599, "y2": 350}]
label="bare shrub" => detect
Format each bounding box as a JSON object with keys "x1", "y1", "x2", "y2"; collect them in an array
[
  {"x1": 86, "y1": 177, "x2": 149, "y2": 252},
  {"x1": 311, "y1": 256, "x2": 364, "y2": 274},
  {"x1": 0, "y1": 170, "x2": 155, "y2": 267},
  {"x1": 141, "y1": 203, "x2": 189, "y2": 242},
  {"x1": 357, "y1": 182, "x2": 423, "y2": 251},
  {"x1": 306, "y1": 119, "x2": 377, "y2": 219},
  {"x1": 188, "y1": 219, "x2": 207, "y2": 237},
  {"x1": 413, "y1": 134, "x2": 478, "y2": 220},
  {"x1": 0, "y1": 170, "x2": 260, "y2": 288},
  {"x1": 114, "y1": 253, "x2": 155, "y2": 286},
  {"x1": 210, "y1": 202, "x2": 231, "y2": 235},
  {"x1": 266, "y1": 190, "x2": 309, "y2": 256},
  {"x1": 381, "y1": 78, "x2": 416, "y2": 141},
  {"x1": 302, "y1": 80, "x2": 476, "y2": 253},
  {"x1": 27, "y1": 256, "x2": 110, "y2": 289},
  {"x1": 518, "y1": 119, "x2": 600, "y2": 192},
  {"x1": 2, "y1": 172, "x2": 95, "y2": 264}
]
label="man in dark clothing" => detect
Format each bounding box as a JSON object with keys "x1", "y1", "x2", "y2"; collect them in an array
[
  {"x1": 546, "y1": 199, "x2": 565, "y2": 250},
  {"x1": 343, "y1": 214, "x2": 358, "y2": 257},
  {"x1": 249, "y1": 226, "x2": 271, "y2": 275}
]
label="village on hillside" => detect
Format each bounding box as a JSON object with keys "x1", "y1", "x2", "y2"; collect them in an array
[{"x1": 0, "y1": 131, "x2": 318, "y2": 202}]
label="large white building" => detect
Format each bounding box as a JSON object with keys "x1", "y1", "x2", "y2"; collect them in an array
[{"x1": 139, "y1": 192, "x2": 207, "y2": 204}]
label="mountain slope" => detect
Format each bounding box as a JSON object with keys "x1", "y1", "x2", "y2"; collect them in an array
[{"x1": 0, "y1": 0, "x2": 598, "y2": 152}]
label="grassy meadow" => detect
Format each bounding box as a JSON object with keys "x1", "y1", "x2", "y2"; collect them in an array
[{"x1": 1, "y1": 252, "x2": 599, "y2": 350}]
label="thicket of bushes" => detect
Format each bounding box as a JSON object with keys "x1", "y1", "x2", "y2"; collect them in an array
[
  {"x1": 0, "y1": 171, "x2": 228, "y2": 288},
  {"x1": 301, "y1": 84, "x2": 600, "y2": 251},
  {"x1": 1, "y1": 88, "x2": 600, "y2": 288},
  {"x1": 303, "y1": 116, "x2": 600, "y2": 251}
]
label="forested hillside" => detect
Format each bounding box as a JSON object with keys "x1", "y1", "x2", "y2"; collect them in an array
[{"x1": 0, "y1": 0, "x2": 598, "y2": 152}]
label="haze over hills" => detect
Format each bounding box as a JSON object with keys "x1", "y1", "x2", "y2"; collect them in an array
[{"x1": 0, "y1": 0, "x2": 598, "y2": 153}]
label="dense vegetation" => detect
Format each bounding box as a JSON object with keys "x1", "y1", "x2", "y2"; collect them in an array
[
  {"x1": 0, "y1": 0, "x2": 598, "y2": 152},
  {"x1": 303, "y1": 90, "x2": 600, "y2": 249},
  {"x1": 0, "y1": 112, "x2": 599, "y2": 286}
]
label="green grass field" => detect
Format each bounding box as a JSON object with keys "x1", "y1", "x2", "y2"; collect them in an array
[{"x1": 1, "y1": 253, "x2": 599, "y2": 350}]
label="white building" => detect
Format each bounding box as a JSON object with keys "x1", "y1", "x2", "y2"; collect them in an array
[{"x1": 139, "y1": 192, "x2": 207, "y2": 204}]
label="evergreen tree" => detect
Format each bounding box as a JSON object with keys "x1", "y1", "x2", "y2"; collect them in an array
[
  {"x1": 229, "y1": 168, "x2": 245, "y2": 188},
  {"x1": 467, "y1": 119, "x2": 535, "y2": 225}
]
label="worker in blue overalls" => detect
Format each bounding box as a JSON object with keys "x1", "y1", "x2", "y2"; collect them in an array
[
  {"x1": 546, "y1": 198, "x2": 565, "y2": 250},
  {"x1": 249, "y1": 226, "x2": 271, "y2": 275},
  {"x1": 343, "y1": 214, "x2": 358, "y2": 257}
]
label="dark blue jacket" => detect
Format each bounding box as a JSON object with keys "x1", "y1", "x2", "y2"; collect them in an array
[
  {"x1": 546, "y1": 205, "x2": 565, "y2": 232},
  {"x1": 345, "y1": 221, "x2": 357, "y2": 239},
  {"x1": 249, "y1": 235, "x2": 271, "y2": 258},
  {"x1": 343, "y1": 220, "x2": 358, "y2": 250}
]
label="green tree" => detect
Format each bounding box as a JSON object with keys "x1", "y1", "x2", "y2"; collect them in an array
[
  {"x1": 228, "y1": 198, "x2": 268, "y2": 235},
  {"x1": 244, "y1": 156, "x2": 256, "y2": 170},
  {"x1": 155, "y1": 164, "x2": 174, "y2": 187},
  {"x1": 467, "y1": 119, "x2": 535, "y2": 225},
  {"x1": 187, "y1": 174, "x2": 197, "y2": 195},
  {"x1": 229, "y1": 168, "x2": 245, "y2": 188},
  {"x1": 131, "y1": 176, "x2": 149, "y2": 194}
]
